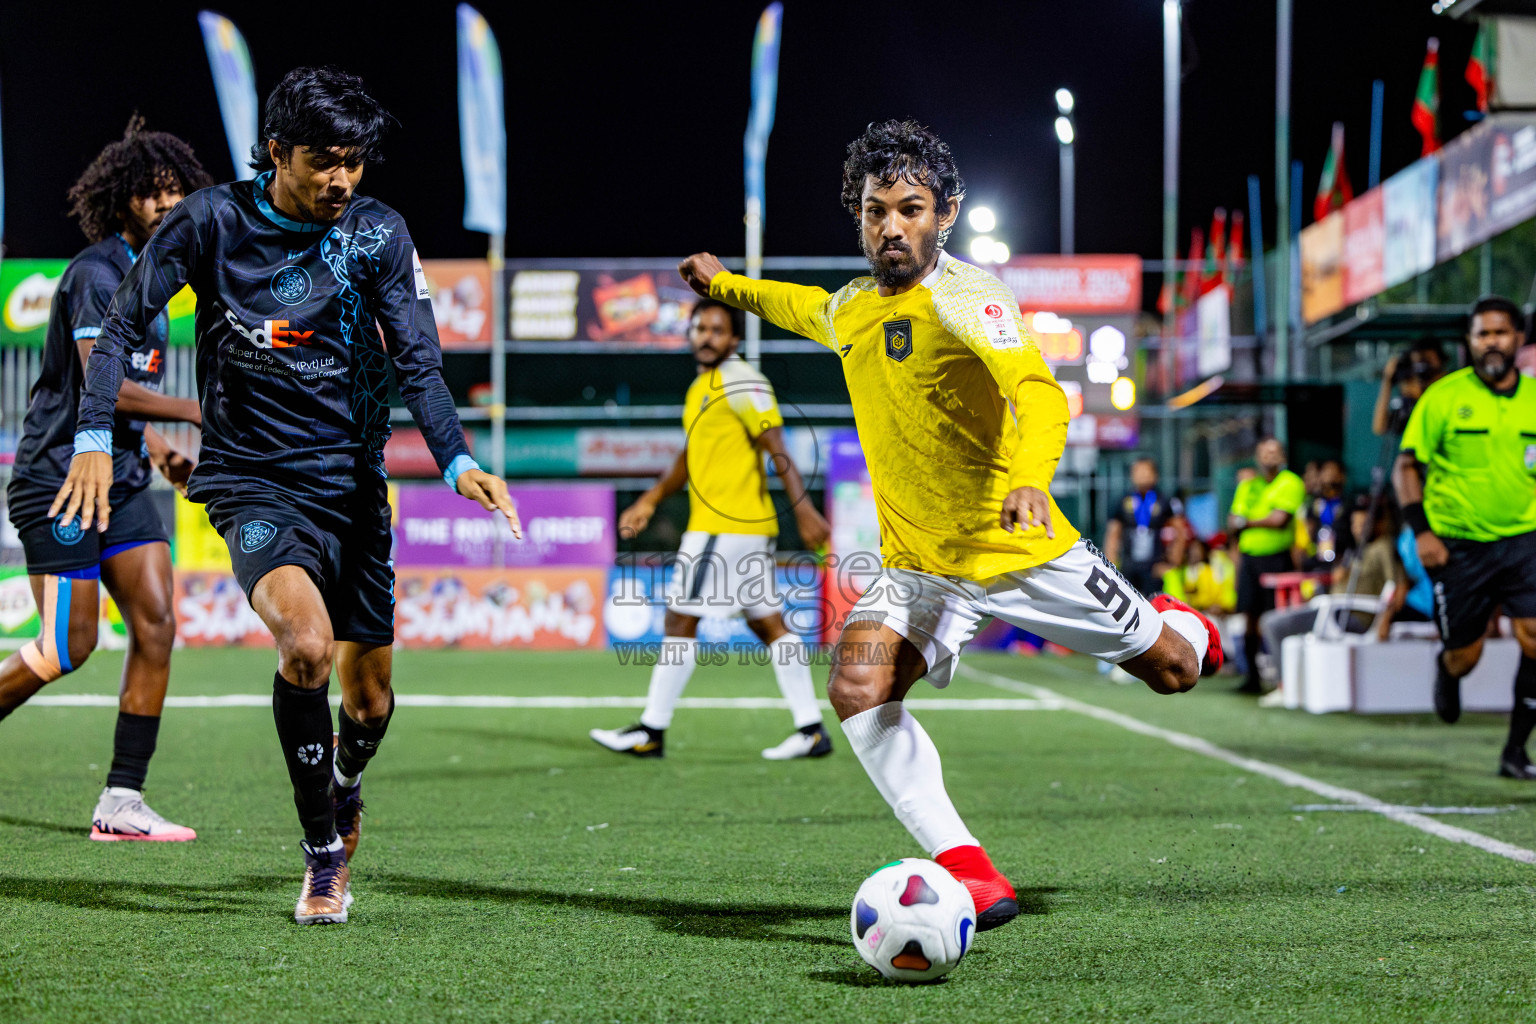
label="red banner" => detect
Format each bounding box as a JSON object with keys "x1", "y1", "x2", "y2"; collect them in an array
[
  {"x1": 1342, "y1": 187, "x2": 1385, "y2": 305},
  {"x1": 994, "y1": 255, "x2": 1142, "y2": 313}
]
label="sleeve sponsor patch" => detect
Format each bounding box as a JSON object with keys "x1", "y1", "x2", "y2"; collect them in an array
[
  {"x1": 976, "y1": 300, "x2": 1024, "y2": 350},
  {"x1": 411, "y1": 248, "x2": 431, "y2": 300}
]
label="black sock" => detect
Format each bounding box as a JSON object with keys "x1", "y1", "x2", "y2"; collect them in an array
[
  {"x1": 105, "y1": 712, "x2": 161, "y2": 791},
  {"x1": 1244, "y1": 626, "x2": 1263, "y2": 687},
  {"x1": 272, "y1": 672, "x2": 336, "y2": 845},
  {"x1": 798, "y1": 722, "x2": 823, "y2": 736},
  {"x1": 335, "y1": 691, "x2": 394, "y2": 783},
  {"x1": 1507, "y1": 656, "x2": 1536, "y2": 756}
]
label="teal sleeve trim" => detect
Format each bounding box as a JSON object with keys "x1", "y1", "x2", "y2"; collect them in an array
[
  {"x1": 444, "y1": 453, "x2": 479, "y2": 491},
  {"x1": 73, "y1": 429, "x2": 112, "y2": 456}
]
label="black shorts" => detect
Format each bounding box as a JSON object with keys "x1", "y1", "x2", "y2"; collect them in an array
[
  {"x1": 201, "y1": 477, "x2": 395, "y2": 645},
  {"x1": 1429, "y1": 530, "x2": 1536, "y2": 650},
  {"x1": 5, "y1": 478, "x2": 168, "y2": 577},
  {"x1": 1236, "y1": 552, "x2": 1294, "y2": 615}
]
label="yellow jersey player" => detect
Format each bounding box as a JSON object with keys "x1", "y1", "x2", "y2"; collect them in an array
[
  {"x1": 678, "y1": 120, "x2": 1219, "y2": 933},
  {"x1": 590, "y1": 299, "x2": 834, "y2": 759}
]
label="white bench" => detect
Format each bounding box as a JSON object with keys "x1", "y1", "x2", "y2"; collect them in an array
[{"x1": 1282, "y1": 632, "x2": 1519, "y2": 714}]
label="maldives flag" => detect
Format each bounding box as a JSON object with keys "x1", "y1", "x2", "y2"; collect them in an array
[
  {"x1": 1467, "y1": 21, "x2": 1492, "y2": 114},
  {"x1": 1227, "y1": 209, "x2": 1245, "y2": 268},
  {"x1": 1313, "y1": 122, "x2": 1354, "y2": 223},
  {"x1": 1412, "y1": 38, "x2": 1440, "y2": 156}
]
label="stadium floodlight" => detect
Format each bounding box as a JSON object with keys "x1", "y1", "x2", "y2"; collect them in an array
[
  {"x1": 1054, "y1": 116, "x2": 1075, "y2": 146},
  {"x1": 1055, "y1": 88, "x2": 1075, "y2": 115},
  {"x1": 1110, "y1": 376, "x2": 1137, "y2": 410},
  {"x1": 1089, "y1": 324, "x2": 1127, "y2": 362},
  {"x1": 991, "y1": 241, "x2": 1011, "y2": 264},
  {"x1": 967, "y1": 206, "x2": 997, "y2": 233},
  {"x1": 970, "y1": 236, "x2": 1003, "y2": 263}
]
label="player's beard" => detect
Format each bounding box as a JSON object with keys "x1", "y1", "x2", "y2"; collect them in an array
[
  {"x1": 1476, "y1": 348, "x2": 1513, "y2": 385},
  {"x1": 863, "y1": 230, "x2": 938, "y2": 291}
]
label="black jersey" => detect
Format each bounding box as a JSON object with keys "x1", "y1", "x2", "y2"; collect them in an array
[
  {"x1": 75, "y1": 173, "x2": 470, "y2": 500},
  {"x1": 12, "y1": 236, "x2": 169, "y2": 498}
]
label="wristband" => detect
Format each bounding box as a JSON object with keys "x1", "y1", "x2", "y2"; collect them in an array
[{"x1": 1402, "y1": 502, "x2": 1432, "y2": 536}]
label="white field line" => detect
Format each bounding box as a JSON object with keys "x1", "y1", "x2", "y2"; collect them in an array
[
  {"x1": 1291, "y1": 804, "x2": 1515, "y2": 815},
  {"x1": 958, "y1": 663, "x2": 1536, "y2": 866},
  {"x1": 25, "y1": 694, "x2": 1064, "y2": 712}
]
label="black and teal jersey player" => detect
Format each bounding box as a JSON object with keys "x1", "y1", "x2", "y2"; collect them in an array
[{"x1": 73, "y1": 171, "x2": 476, "y2": 500}]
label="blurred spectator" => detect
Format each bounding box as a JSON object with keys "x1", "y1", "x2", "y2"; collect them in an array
[
  {"x1": 1163, "y1": 536, "x2": 1236, "y2": 617},
  {"x1": 1297, "y1": 459, "x2": 1353, "y2": 569},
  {"x1": 1103, "y1": 456, "x2": 1183, "y2": 597},
  {"x1": 1228, "y1": 437, "x2": 1307, "y2": 693},
  {"x1": 1388, "y1": 516, "x2": 1435, "y2": 638},
  {"x1": 1372, "y1": 338, "x2": 1447, "y2": 436},
  {"x1": 1260, "y1": 495, "x2": 1406, "y2": 682}
]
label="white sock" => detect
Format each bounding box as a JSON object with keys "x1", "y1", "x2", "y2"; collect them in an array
[
  {"x1": 769, "y1": 635, "x2": 822, "y2": 728},
  {"x1": 639, "y1": 637, "x2": 698, "y2": 731},
  {"x1": 333, "y1": 761, "x2": 360, "y2": 788},
  {"x1": 1160, "y1": 609, "x2": 1210, "y2": 663},
  {"x1": 840, "y1": 701, "x2": 978, "y2": 857}
]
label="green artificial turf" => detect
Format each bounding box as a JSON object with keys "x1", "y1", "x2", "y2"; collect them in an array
[{"x1": 3, "y1": 646, "x2": 1536, "y2": 1023}]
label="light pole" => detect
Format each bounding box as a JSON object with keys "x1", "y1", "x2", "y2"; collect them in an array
[{"x1": 1055, "y1": 89, "x2": 1075, "y2": 256}]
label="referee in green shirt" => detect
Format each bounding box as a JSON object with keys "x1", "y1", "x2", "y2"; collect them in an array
[
  {"x1": 1394, "y1": 295, "x2": 1536, "y2": 779},
  {"x1": 1228, "y1": 437, "x2": 1307, "y2": 692}
]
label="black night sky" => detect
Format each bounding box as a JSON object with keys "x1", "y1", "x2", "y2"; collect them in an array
[{"x1": 0, "y1": 1, "x2": 1480, "y2": 265}]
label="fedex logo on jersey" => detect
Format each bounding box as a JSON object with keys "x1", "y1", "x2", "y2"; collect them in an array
[
  {"x1": 129, "y1": 349, "x2": 163, "y2": 374},
  {"x1": 223, "y1": 308, "x2": 317, "y2": 349}
]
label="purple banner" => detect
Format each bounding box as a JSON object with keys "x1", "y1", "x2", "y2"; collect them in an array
[{"x1": 395, "y1": 484, "x2": 615, "y2": 567}]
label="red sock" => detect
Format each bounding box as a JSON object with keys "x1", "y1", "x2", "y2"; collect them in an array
[{"x1": 936, "y1": 845, "x2": 1015, "y2": 910}]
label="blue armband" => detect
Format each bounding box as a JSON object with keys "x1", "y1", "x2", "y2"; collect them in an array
[
  {"x1": 444, "y1": 453, "x2": 479, "y2": 491},
  {"x1": 73, "y1": 430, "x2": 112, "y2": 456}
]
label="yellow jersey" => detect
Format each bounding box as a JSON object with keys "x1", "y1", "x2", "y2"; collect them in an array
[
  {"x1": 710, "y1": 253, "x2": 1079, "y2": 579},
  {"x1": 683, "y1": 355, "x2": 784, "y2": 536}
]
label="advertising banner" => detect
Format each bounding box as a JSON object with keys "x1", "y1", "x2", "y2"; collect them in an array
[
  {"x1": 603, "y1": 563, "x2": 821, "y2": 652},
  {"x1": 577, "y1": 428, "x2": 685, "y2": 476},
  {"x1": 0, "y1": 566, "x2": 39, "y2": 639},
  {"x1": 1438, "y1": 119, "x2": 1496, "y2": 261},
  {"x1": 1342, "y1": 187, "x2": 1385, "y2": 305},
  {"x1": 173, "y1": 567, "x2": 606, "y2": 649},
  {"x1": 1383, "y1": 156, "x2": 1438, "y2": 288},
  {"x1": 394, "y1": 483, "x2": 614, "y2": 568},
  {"x1": 823, "y1": 429, "x2": 882, "y2": 641},
  {"x1": 1300, "y1": 212, "x2": 1345, "y2": 324},
  {"x1": 173, "y1": 494, "x2": 233, "y2": 571},
  {"x1": 1195, "y1": 285, "x2": 1231, "y2": 377},
  {"x1": 422, "y1": 260, "x2": 492, "y2": 347},
  {"x1": 456, "y1": 4, "x2": 507, "y2": 236},
  {"x1": 994, "y1": 255, "x2": 1142, "y2": 313},
  {"x1": 397, "y1": 567, "x2": 603, "y2": 649},
  {"x1": 196, "y1": 11, "x2": 259, "y2": 181},
  {"x1": 508, "y1": 263, "x2": 700, "y2": 347},
  {"x1": 1, "y1": 258, "x2": 196, "y2": 348}
]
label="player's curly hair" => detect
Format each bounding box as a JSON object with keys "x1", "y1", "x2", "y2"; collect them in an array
[
  {"x1": 66, "y1": 115, "x2": 213, "y2": 243},
  {"x1": 840, "y1": 120, "x2": 966, "y2": 246},
  {"x1": 250, "y1": 66, "x2": 394, "y2": 171}
]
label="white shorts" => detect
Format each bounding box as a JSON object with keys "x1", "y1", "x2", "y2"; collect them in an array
[
  {"x1": 843, "y1": 539, "x2": 1163, "y2": 686},
  {"x1": 664, "y1": 531, "x2": 783, "y2": 621}
]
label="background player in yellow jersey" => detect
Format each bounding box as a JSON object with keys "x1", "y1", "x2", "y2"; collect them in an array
[
  {"x1": 590, "y1": 300, "x2": 834, "y2": 759},
  {"x1": 679, "y1": 120, "x2": 1220, "y2": 933}
]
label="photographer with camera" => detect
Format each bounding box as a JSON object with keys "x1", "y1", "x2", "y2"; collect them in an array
[{"x1": 1373, "y1": 338, "x2": 1447, "y2": 436}]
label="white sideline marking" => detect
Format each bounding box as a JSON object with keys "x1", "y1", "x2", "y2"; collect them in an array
[
  {"x1": 25, "y1": 694, "x2": 1064, "y2": 712},
  {"x1": 1292, "y1": 804, "x2": 1515, "y2": 815},
  {"x1": 959, "y1": 664, "x2": 1536, "y2": 866}
]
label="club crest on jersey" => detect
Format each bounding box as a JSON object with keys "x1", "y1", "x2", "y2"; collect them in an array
[
  {"x1": 52, "y1": 515, "x2": 85, "y2": 546},
  {"x1": 883, "y1": 319, "x2": 913, "y2": 362},
  {"x1": 270, "y1": 265, "x2": 313, "y2": 306},
  {"x1": 240, "y1": 521, "x2": 277, "y2": 553}
]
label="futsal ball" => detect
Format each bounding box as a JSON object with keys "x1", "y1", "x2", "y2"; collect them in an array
[{"x1": 850, "y1": 858, "x2": 976, "y2": 982}]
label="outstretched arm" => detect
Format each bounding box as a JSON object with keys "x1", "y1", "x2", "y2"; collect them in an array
[
  {"x1": 376, "y1": 227, "x2": 520, "y2": 538},
  {"x1": 618, "y1": 448, "x2": 689, "y2": 540},
  {"x1": 756, "y1": 427, "x2": 830, "y2": 550},
  {"x1": 54, "y1": 202, "x2": 201, "y2": 532},
  {"x1": 680, "y1": 252, "x2": 838, "y2": 350}
]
